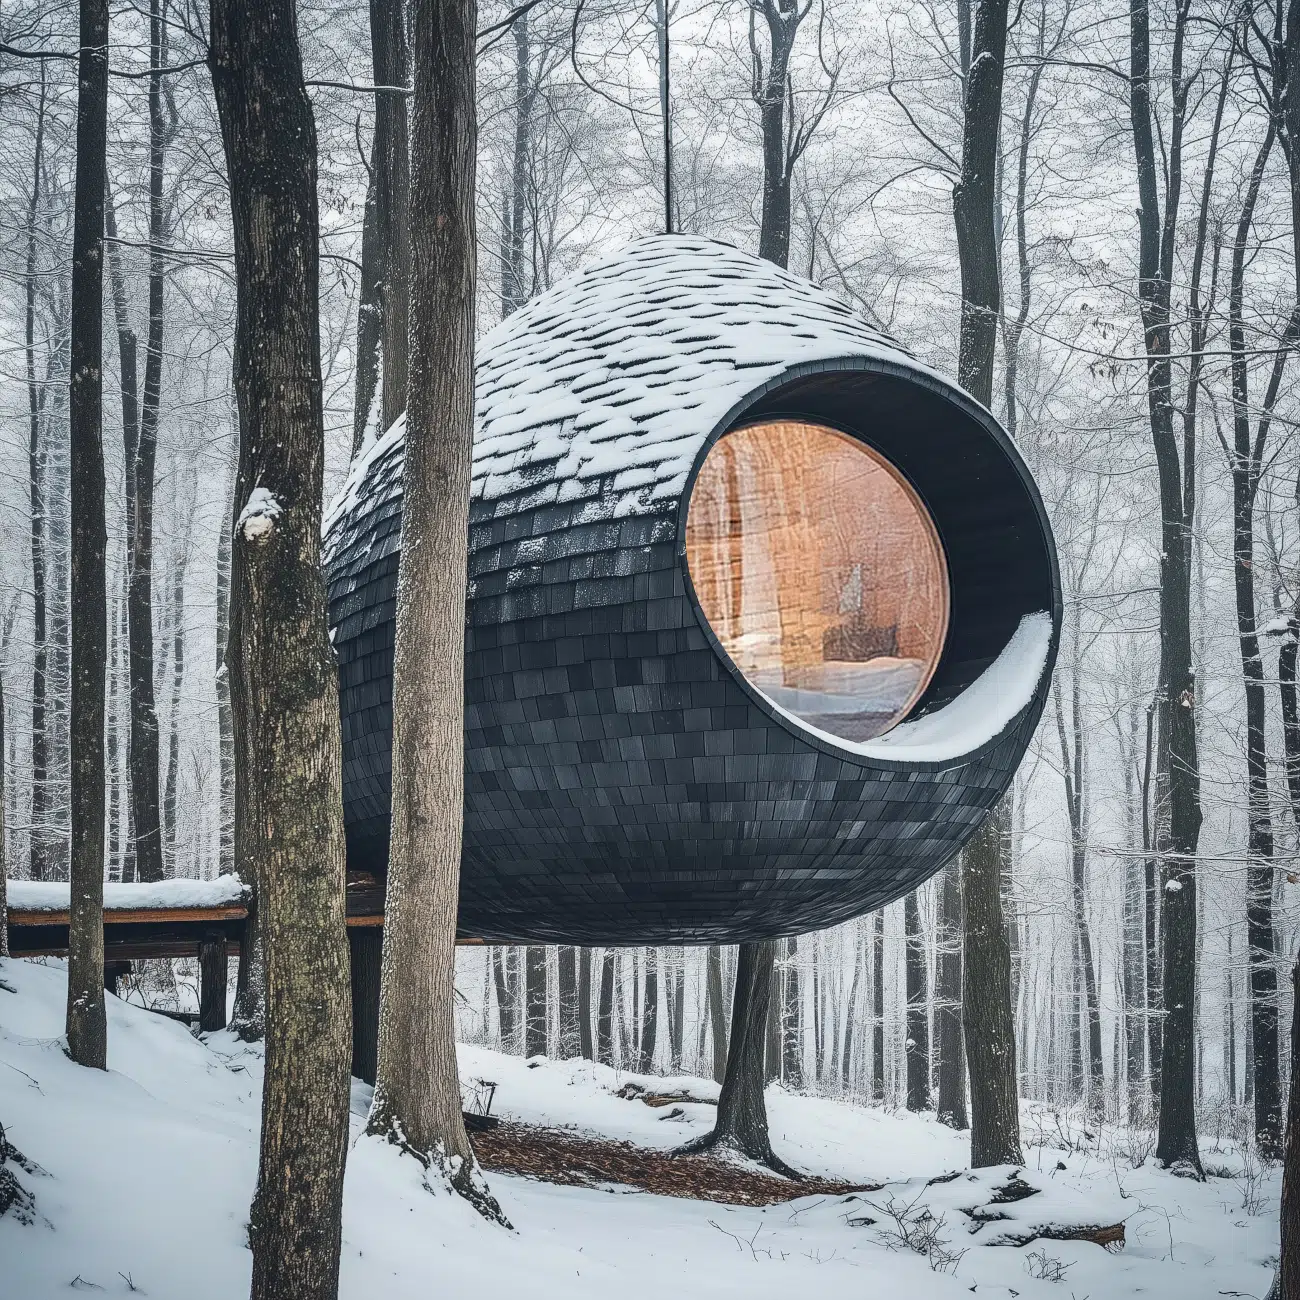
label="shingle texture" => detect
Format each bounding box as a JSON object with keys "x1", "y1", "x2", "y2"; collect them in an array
[{"x1": 325, "y1": 235, "x2": 1058, "y2": 945}]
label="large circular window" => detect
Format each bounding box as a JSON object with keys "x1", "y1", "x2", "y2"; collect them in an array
[{"x1": 685, "y1": 420, "x2": 950, "y2": 743}]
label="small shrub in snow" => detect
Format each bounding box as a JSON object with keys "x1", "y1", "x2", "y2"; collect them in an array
[
  {"x1": 862, "y1": 1190, "x2": 967, "y2": 1274},
  {"x1": 1024, "y1": 1247, "x2": 1072, "y2": 1283}
]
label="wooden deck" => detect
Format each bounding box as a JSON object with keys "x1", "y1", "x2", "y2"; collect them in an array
[
  {"x1": 4, "y1": 872, "x2": 394, "y2": 959},
  {"x1": 3, "y1": 873, "x2": 478, "y2": 1070}
]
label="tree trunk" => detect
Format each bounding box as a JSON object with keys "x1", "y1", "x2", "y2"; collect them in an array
[
  {"x1": 370, "y1": 0, "x2": 410, "y2": 431},
  {"x1": 962, "y1": 804, "x2": 1024, "y2": 1166},
  {"x1": 492, "y1": 946, "x2": 517, "y2": 1050},
  {"x1": 363, "y1": 0, "x2": 500, "y2": 1221},
  {"x1": 904, "y1": 890, "x2": 931, "y2": 1111},
  {"x1": 163, "y1": 535, "x2": 187, "y2": 874},
  {"x1": 352, "y1": 166, "x2": 382, "y2": 453},
  {"x1": 597, "y1": 948, "x2": 615, "y2": 1065},
  {"x1": 558, "y1": 946, "x2": 579, "y2": 1058},
  {"x1": 1228, "y1": 121, "x2": 1283, "y2": 1159},
  {"x1": 199, "y1": 931, "x2": 229, "y2": 1033},
  {"x1": 841, "y1": 924, "x2": 863, "y2": 1091},
  {"x1": 1128, "y1": 0, "x2": 1204, "y2": 1178},
  {"x1": 0, "y1": 666, "x2": 6, "y2": 958},
  {"x1": 951, "y1": 0, "x2": 1022, "y2": 1166},
  {"x1": 524, "y1": 945, "x2": 547, "y2": 1057},
  {"x1": 935, "y1": 865, "x2": 967, "y2": 1127},
  {"x1": 753, "y1": 0, "x2": 798, "y2": 267},
  {"x1": 640, "y1": 948, "x2": 659, "y2": 1073},
  {"x1": 679, "y1": 940, "x2": 797, "y2": 1175},
  {"x1": 501, "y1": 10, "x2": 533, "y2": 315},
  {"x1": 781, "y1": 935, "x2": 802, "y2": 1087},
  {"x1": 125, "y1": 0, "x2": 173, "y2": 886},
  {"x1": 66, "y1": 0, "x2": 109, "y2": 1070},
  {"x1": 707, "y1": 944, "x2": 728, "y2": 1082},
  {"x1": 1054, "y1": 669, "x2": 1105, "y2": 1108},
  {"x1": 1274, "y1": 961, "x2": 1300, "y2": 1299},
  {"x1": 209, "y1": 0, "x2": 355, "y2": 1288},
  {"x1": 871, "y1": 909, "x2": 885, "y2": 1101},
  {"x1": 216, "y1": 453, "x2": 236, "y2": 878},
  {"x1": 578, "y1": 947, "x2": 595, "y2": 1059},
  {"x1": 0, "y1": 665, "x2": 5, "y2": 961},
  {"x1": 26, "y1": 67, "x2": 51, "y2": 883}
]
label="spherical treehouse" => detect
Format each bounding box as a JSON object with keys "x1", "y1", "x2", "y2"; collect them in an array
[{"x1": 324, "y1": 235, "x2": 1060, "y2": 947}]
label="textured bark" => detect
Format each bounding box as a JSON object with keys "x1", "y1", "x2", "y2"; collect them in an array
[
  {"x1": 66, "y1": 0, "x2": 109, "y2": 1071},
  {"x1": 597, "y1": 948, "x2": 615, "y2": 1065},
  {"x1": 841, "y1": 925, "x2": 864, "y2": 1089},
  {"x1": 26, "y1": 67, "x2": 51, "y2": 883},
  {"x1": 904, "y1": 891, "x2": 930, "y2": 1111},
  {"x1": 216, "y1": 457, "x2": 235, "y2": 878},
  {"x1": 781, "y1": 935, "x2": 802, "y2": 1086},
  {"x1": 1128, "y1": 0, "x2": 1204, "y2": 1177},
  {"x1": 670, "y1": 951, "x2": 685, "y2": 1070},
  {"x1": 352, "y1": 167, "x2": 381, "y2": 453},
  {"x1": 951, "y1": 0, "x2": 1022, "y2": 1166},
  {"x1": 492, "y1": 946, "x2": 517, "y2": 1049},
  {"x1": 578, "y1": 947, "x2": 595, "y2": 1059},
  {"x1": 0, "y1": 666, "x2": 6, "y2": 957},
  {"x1": 935, "y1": 865, "x2": 967, "y2": 1127},
  {"x1": 951, "y1": 0, "x2": 1008, "y2": 404},
  {"x1": 706, "y1": 944, "x2": 728, "y2": 1082},
  {"x1": 871, "y1": 909, "x2": 885, "y2": 1100},
  {"x1": 752, "y1": 0, "x2": 800, "y2": 268},
  {"x1": 680, "y1": 940, "x2": 797, "y2": 1174},
  {"x1": 199, "y1": 932, "x2": 228, "y2": 1033},
  {"x1": 370, "y1": 0, "x2": 410, "y2": 431},
  {"x1": 501, "y1": 11, "x2": 535, "y2": 315},
  {"x1": 1053, "y1": 672, "x2": 1104, "y2": 1106},
  {"x1": 962, "y1": 805, "x2": 1024, "y2": 1166},
  {"x1": 1274, "y1": 961, "x2": 1300, "y2": 1299},
  {"x1": 525, "y1": 945, "x2": 547, "y2": 1057},
  {"x1": 558, "y1": 947, "x2": 579, "y2": 1057},
  {"x1": 639, "y1": 948, "x2": 659, "y2": 1072},
  {"x1": 1143, "y1": 697, "x2": 1163, "y2": 1097},
  {"x1": 124, "y1": 0, "x2": 174, "y2": 886},
  {"x1": 163, "y1": 538, "x2": 187, "y2": 873},
  {"x1": 209, "y1": 0, "x2": 354, "y2": 1290},
  {"x1": 655, "y1": 0, "x2": 672, "y2": 230},
  {"x1": 364, "y1": 0, "x2": 499, "y2": 1223},
  {"x1": 1227, "y1": 118, "x2": 1284, "y2": 1159}
]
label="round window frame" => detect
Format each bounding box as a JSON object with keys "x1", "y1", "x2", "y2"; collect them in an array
[{"x1": 682, "y1": 417, "x2": 952, "y2": 746}]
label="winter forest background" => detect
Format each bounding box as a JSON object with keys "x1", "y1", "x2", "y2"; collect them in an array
[{"x1": 2, "y1": 0, "x2": 1298, "y2": 1131}]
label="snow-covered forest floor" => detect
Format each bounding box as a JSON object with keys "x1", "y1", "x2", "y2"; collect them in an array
[{"x1": 0, "y1": 956, "x2": 1279, "y2": 1299}]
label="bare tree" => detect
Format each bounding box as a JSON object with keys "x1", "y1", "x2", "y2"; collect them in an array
[
  {"x1": 65, "y1": 0, "x2": 110, "y2": 1071},
  {"x1": 208, "y1": 0, "x2": 354, "y2": 1290},
  {"x1": 934, "y1": 867, "x2": 966, "y2": 1127},
  {"x1": 950, "y1": 0, "x2": 1022, "y2": 1169},
  {"x1": 904, "y1": 889, "x2": 930, "y2": 1111},
  {"x1": 364, "y1": 0, "x2": 505, "y2": 1222}
]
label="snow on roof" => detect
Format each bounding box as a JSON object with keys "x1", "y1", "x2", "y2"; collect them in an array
[
  {"x1": 6, "y1": 877, "x2": 250, "y2": 913},
  {"x1": 324, "y1": 234, "x2": 917, "y2": 554}
]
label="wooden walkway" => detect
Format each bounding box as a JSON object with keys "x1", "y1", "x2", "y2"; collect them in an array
[
  {"x1": 3, "y1": 873, "x2": 477, "y2": 1072},
  {"x1": 4, "y1": 871, "x2": 391, "y2": 960}
]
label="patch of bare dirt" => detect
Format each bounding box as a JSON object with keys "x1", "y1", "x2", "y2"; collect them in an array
[{"x1": 470, "y1": 1120, "x2": 879, "y2": 1207}]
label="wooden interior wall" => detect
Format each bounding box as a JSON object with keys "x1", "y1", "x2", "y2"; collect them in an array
[{"x1": 685, "y1": 420, "x2": 948, "y2": 684}]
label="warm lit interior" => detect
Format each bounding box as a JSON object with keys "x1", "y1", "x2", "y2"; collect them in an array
[{"x1": 685, "y1": 420, "x2": 949, "y2": 743}]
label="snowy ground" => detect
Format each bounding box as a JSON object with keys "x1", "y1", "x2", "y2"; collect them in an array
[{"x1": 0, "y1": 955, "x2": 1280, "y2": 1299}]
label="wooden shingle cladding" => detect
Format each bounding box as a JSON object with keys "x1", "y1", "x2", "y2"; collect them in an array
[{"x1": 324, "y1": 235, "x2": 1060, "y2": 946}]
